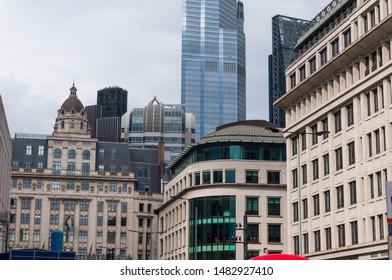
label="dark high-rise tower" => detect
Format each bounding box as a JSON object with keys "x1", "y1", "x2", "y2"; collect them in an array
[
  {"x1": 97, "y1": 87, "x2": 128, "y2": 118},
  {"x1": 181, "y1": 0, "x2": 246, "y2": 139},
  {"x1": 269, "y1": 15, "x2": 308, "y2": 127}
]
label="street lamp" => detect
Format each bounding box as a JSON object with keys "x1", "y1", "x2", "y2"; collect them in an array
[{"x1": 266, "y1": 127, "x2": 329, "y2": 256}]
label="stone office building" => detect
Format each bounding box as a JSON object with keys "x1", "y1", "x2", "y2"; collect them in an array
[{"x1": 9, "y1": 85, "x2": 163, "y2": 260}]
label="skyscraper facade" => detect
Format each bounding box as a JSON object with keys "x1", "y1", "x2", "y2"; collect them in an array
[
  {"x1": 97, "y1": 87, "x2": 128, "y2": 118},
  {"x1": 269, "y1": 15, "x2": 309, "y2": 128},
  {"x1": 181, "y1": 0, "x2": 246, "y2": 140}
]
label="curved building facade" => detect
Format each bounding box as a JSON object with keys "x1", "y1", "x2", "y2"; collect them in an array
[{"x1": 157, "y1": 120, "x2": 287, "y2": 260}]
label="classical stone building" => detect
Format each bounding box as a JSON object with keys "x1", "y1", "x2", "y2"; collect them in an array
[
  {"x1": 156, "y1": 120, "x2": 287, "y2": 260},
  {"x1": 9, "y1": 85, "x2": 163, "y2": 260},
  {"x1": 275, "y1": 0, "x2": 392, "y2": 259}
]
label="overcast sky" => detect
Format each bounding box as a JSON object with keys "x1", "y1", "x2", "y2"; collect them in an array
[{"x1": 0, "y1": 0, "x2": 331, "y2": 136}]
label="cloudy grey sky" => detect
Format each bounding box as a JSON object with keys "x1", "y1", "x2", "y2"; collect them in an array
[{"x1": 0, "y1": 0, "x2": 331, "y2": 136}]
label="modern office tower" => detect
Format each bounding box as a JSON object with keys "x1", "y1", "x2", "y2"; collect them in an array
[
  {"x1": 157, "y1": 120, "x2": 287, "y2": 260},
  {"x1": 9, "y1": 85, "x2": 163, "y2": 260},
  {"x1": 275, "y1": 0, "x2": 392, "y2": 259},
  {"x1": 0, "y1": 96, "x2": 12, "y2": 253},
  {"x1": 97, "y1": 87, "x2": 128, "y2": 118},
  {"x1": 121, "y1": 97, "x2": 195, "y2": 162},
  {"x1": 269, "y1": 15, "x2": 309, "y2": 128},
  {"x1": 96, "y1": 116, "x2": 122, "y2": 142},
  {"x1": 85, "y1": 105, "x2": 102, "y2": 138},
  {"x1": 181, "y1": 0, "x2": 246, "y2": 140}
]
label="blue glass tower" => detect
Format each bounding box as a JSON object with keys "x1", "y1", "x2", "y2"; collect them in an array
[
  {"x1": 181, "y1": 0, "x2": 246, "y2": 140},
  {"x1": 269, "y1": 15, "x2": 308, "y2": 127}
]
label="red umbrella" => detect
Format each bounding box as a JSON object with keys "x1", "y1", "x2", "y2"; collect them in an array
[{"x1": 250, "y1": 254, "x2": 309, "y2": 260}]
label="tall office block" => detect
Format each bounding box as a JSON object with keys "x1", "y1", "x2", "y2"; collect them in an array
[
  {"x1": 269, "y1": 15, "x2": 308, "y2": 127},
  {"x1": 275, "y1": 0, "x2": 392, "y2": 259},
  {"x1": 97, "y1": 87, "x2": 128, "y2": 118},
  {"x1": 181, "y1": 0, "x2": 246, "y2": 139}
]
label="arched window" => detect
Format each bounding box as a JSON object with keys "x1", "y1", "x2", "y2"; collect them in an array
[
  {"x1": 53, "y1": 148, "x2": 62, "y2": 158},
  {"x1": 82, "y1": 150, "x2": 90, "y2": 160},
  {"x1": 61, "y1": 121, "x2": 65, "y2": 129},
  {"x1": 80, "y1": 122, "x2": 84, "y2": 130},
  {"x1": 70, "y1": 120, "x2": 75, "y2": 129},
  {"x1": 68, "y1": 149, "x2": 76, "y2": 159}
]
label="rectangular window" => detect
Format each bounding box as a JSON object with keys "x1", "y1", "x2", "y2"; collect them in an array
[
  {"x1": 267, "y1": 171, "x2": 280, "y2": 184},
  {"x1": 335, "y1": 147, "x2": 343, "y2": 171},
  {"x1": 79, "y1": 231, "x2": 88, "y2": 243},
  {"x1": 314, "y1": 230, "x2": 321, "y2": 252},
  {"x1": 299, "y1": 65, "x2": 306, "y2": 81},
  {"x1": 292, "y1": 136, "x2": 298, "y2": 156},
  {"x1": 79, "y1": 215, "x2": 88, "y2": 225},
  {"x1": 323, "y1": 154, "x2": 330, "y2": 176},
  {"x1": 194, "y1": 172, "x2": 200, "y2": 185},
  {"x1": 349, "y1": 181, "x2": 357, "y2": 205},
  {"x1": 290, "y1": 73, "x2": 296, "y2": 88},
  {"x1": 368, "y1": 133, "x2": 373, "y2": 157},
  {"x1": 334, "y1": 111, "x2": 342, "y2": 132},
  {"x1": 379, "y1": 215, "x2": 384, "y2": 240},
  {"x1": 51, "y1": 181, "x2": 60, "y2": 189},
  {"x1": 52, "y1": 162, "x2": 61, "y2": 175},
  {"x1": 20, "y1": 229, "x2": 29, "y2": 242},
  {"x1": 80, "y1": 200, "x2": 89, "y2": 211},
  {"x1": 338, "y1": 224, "x2": 346, "y2": 247},
  {"x1": 38, "y1": 145, "x2": 44, "y2": 156},
  {"x1": 213, "y1": 170, "x2": 223, "y2": 183},
  {"x1": 370, "y1": 174, "x2": 375, "y2": 199},
  {"x1": 20, "y1": 213, "x2": 30, "y2": 224},
  {"x1": 50, "y1": 199, "x2": 60, "y2": 210},
  {"x1": 337, "y1": 185, "x2": 344, "y2": 209},
  {"x1": 332, "y1": 38, "x2": 339, "y2": 57},
  {"x1": 293, "y1": 236, "x2": 299, "y2": 255},
  {"x1": 293, "y1": 202, "x2": 298, "y2": 222},
  {"x1": 26, "y1": 145, "x2": 32, "y2": 155},
  {"x1": 375, "y1": 130, "x2": 381, "y2": 154},
  {"x1": 202, "y1": 171, "x2": 211, "y2": 184},
  {"x1": 302, "y1": 164, "x2": 307, "y2": 185},
  {"x1": 21, "y1": 198, "x2": 31, "y2": 209},
  {"x1": 324, "y1": 190, "x2": 331, "y2": 213},
  {"x1": 320, "y1": 48, "x2": 328, "y2": 66},
  {"x1": 312, "y1": 159, "x2": 319, "y2": 180},
  {"x1": 82, "y1": 163, "x2": 90, "y2": 176},
  {"x1": 268, "y1": 197, "x2": 281, "y2": 216},
  {"x1": 67, "y1": 162, "x2": 76, "y2": 175},
  {"x1": 309, "y1": 56, "x2": 316, "y2": 74},
  {"x1": 35, "y1": 199, "x2": 41, "y2": 210},
  {"x1": 343, "y1": 29, "x2": 351, "y2": 48},
  {"x1": 351, "y1": 221, "x2": 358, "y2": 245},
  {"x1": 246, "y1": 170, "x2": 259, "y2": 184},
  {"x1": 292, "y1": 168, "x2": 298, "y2": 189},
  {"x1": 246, "y1": 197, "x2": 259, "y2": 215},
  {"x1": 268, "y1": 224, "x2": 281, "y2": 243},
  {"x1": 49, "y1": 214, "x2": 59, "y2": 225},
  {"x1": 311, "y1": 125, "x2": 318, "y2": 145},
  {"x1": 347, "y1": 103, "x2": 354, "y2": 126},
  {"x1": 313, "y1": 194, "x2": 320, "y2": 216},
  {"x1": 377, "y1": 171, "x2": 382, "y2": 197},
  {"x1": 348, "y1": 141, "x2": 355, "y2": 165},
  {"x1": 325, "y1": 227, "x2": 332, "y2": 249},
  {"x1": 303, "y1": 233, "x2": 309, "y2": 254},
  {"x1": 302, "y1": 198, "x2": 308, "y2": 219}
]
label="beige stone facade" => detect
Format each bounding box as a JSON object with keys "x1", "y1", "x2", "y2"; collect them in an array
[{"x1": 276, "y1": 0, "x2": 392, "y2": 259}]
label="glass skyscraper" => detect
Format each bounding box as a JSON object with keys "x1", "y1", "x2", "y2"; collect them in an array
[
  {"x1": 181, "y1": 0, "x2": 246, "y2": 139},
  {"x1": 268, "y1": 15, "x2": 308, "y2": 127}
]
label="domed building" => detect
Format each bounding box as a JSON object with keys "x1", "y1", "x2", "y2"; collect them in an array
[
  {"x1": 156, "y1": 120, "x2": 287, "y2": 260},
  {"x1": 9, "y1": 84, "x2": 163, "y2": 260}
]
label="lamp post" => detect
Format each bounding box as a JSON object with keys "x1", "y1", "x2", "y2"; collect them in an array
[{"x1": 267, "y1": 127, "x2": 329, "y2": 256}]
